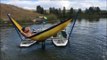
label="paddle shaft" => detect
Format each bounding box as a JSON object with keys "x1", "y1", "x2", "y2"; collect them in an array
[{"x1": 68, "y1": 12, "x2": 79, "y2": 40}]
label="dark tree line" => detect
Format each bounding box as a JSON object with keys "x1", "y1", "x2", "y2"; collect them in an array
[
  {"x1": 85, "y1": 7, "x2": 100, "y2": 14},
  {"x1": 36, "y1": 5, "x2": 107, "y2": 19}
]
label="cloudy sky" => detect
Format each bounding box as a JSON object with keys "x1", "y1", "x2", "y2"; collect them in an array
[{"x1": 1, "y1": 0, "x2": 107, "y2": 10}]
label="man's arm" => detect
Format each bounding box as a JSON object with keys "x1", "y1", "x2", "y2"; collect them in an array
[{"x1": 21, "y1": 31, "x2": 30, "y2": 37}]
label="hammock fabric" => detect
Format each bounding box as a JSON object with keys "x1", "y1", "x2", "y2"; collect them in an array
[{"x1": 7, "y1": 14, "x2": 72, "y2": 41}]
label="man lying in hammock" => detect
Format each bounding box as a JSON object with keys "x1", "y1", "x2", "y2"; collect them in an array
[
  {"x1": 21, "y1": 27, "x2": 35, "y2": 37},
  {"x1": 21, "y1": 16, "x2": 47, "y2": 37}
]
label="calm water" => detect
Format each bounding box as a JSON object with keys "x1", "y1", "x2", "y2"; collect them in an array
[{"x1": 0, "y1": 19, "x2": 107, "y2": 60}]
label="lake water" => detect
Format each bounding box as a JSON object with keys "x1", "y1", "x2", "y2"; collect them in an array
[{"x1": 0, "y1": 18, "x2": 107, "y2": 60}]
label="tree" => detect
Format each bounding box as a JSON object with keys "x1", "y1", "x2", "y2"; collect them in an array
[
  {"x1": 78, "y1": 9, "x2": 82, "y2": 13},
  {"x1": 49, "y1": 7, "x2": 52, "y2": 14},
  {"x1": 69, "y1": 8, "x2": 73, "y2": 14},
  {"x1": 58, "y1": 8, "x2": 62, "y2": 18},
  {"x1": 67, "y1": 7, "x2": 74, "y2": 18},
  {"x1": 85, "y1": 8, "x2": 89, "y2": 14},
  {"x1": 62, "y1": 7, "x2": 66, "y2": 18},
  {"x1": 36, "y1": 5, "x2": 44, "y2": 14},
  {"x1": 96, "y1": 7, "x2": 101, "y2": 14},
  {"x1": 96, "y1": 7, "x2": 100, "y2": 12}
]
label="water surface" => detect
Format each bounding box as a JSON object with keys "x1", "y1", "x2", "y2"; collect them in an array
[{"x1": 0, "y1": 19, "x2": 107, "y2": 60}]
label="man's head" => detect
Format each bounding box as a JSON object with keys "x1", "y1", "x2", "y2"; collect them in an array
[{"x1": 22, "y1": 27, "x2": 30, "y2": 33}]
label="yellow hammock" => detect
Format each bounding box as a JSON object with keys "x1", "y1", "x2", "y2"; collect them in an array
[{"x1": 7, "y1": 14, "x2": 72, "y2": 41}]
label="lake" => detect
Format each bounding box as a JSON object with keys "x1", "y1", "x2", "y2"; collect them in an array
[{"x1": 0, "y1": 18, "x2": 107, "y2": 60}]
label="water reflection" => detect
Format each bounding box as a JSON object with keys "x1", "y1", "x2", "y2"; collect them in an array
[{"x1": 77, "y1": 18, "x2": 100, "y2": 22}]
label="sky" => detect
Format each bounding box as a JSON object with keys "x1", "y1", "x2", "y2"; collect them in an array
[{"x1": 0, "y1": 0, "x2": 107, "y2": 10}]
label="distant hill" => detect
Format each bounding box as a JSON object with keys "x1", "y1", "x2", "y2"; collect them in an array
[{"x1": 0, "y1": 3, "x2": 41, "y2": 21}]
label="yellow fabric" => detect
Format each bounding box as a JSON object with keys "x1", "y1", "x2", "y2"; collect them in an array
[
  {"x1": 11, "y1": 17, "x2": 23, "y2": 32},
  {"x1": 30, "y1": 19, "x2": 72, "y2": 41},
  {"x1": 10, "y1": 17, "x2": 71, "y2": 41}
]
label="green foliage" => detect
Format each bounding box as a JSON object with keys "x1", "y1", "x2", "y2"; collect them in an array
[
  {"x1": 45, "y1": 14, "x2": 57, "y2": 20},
  {"x1": 0, "y1": 18, "x2": 4, "y2": 23},
  {"x1": 45, "y1": 14, "x2": 58, "y2": 23}
]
